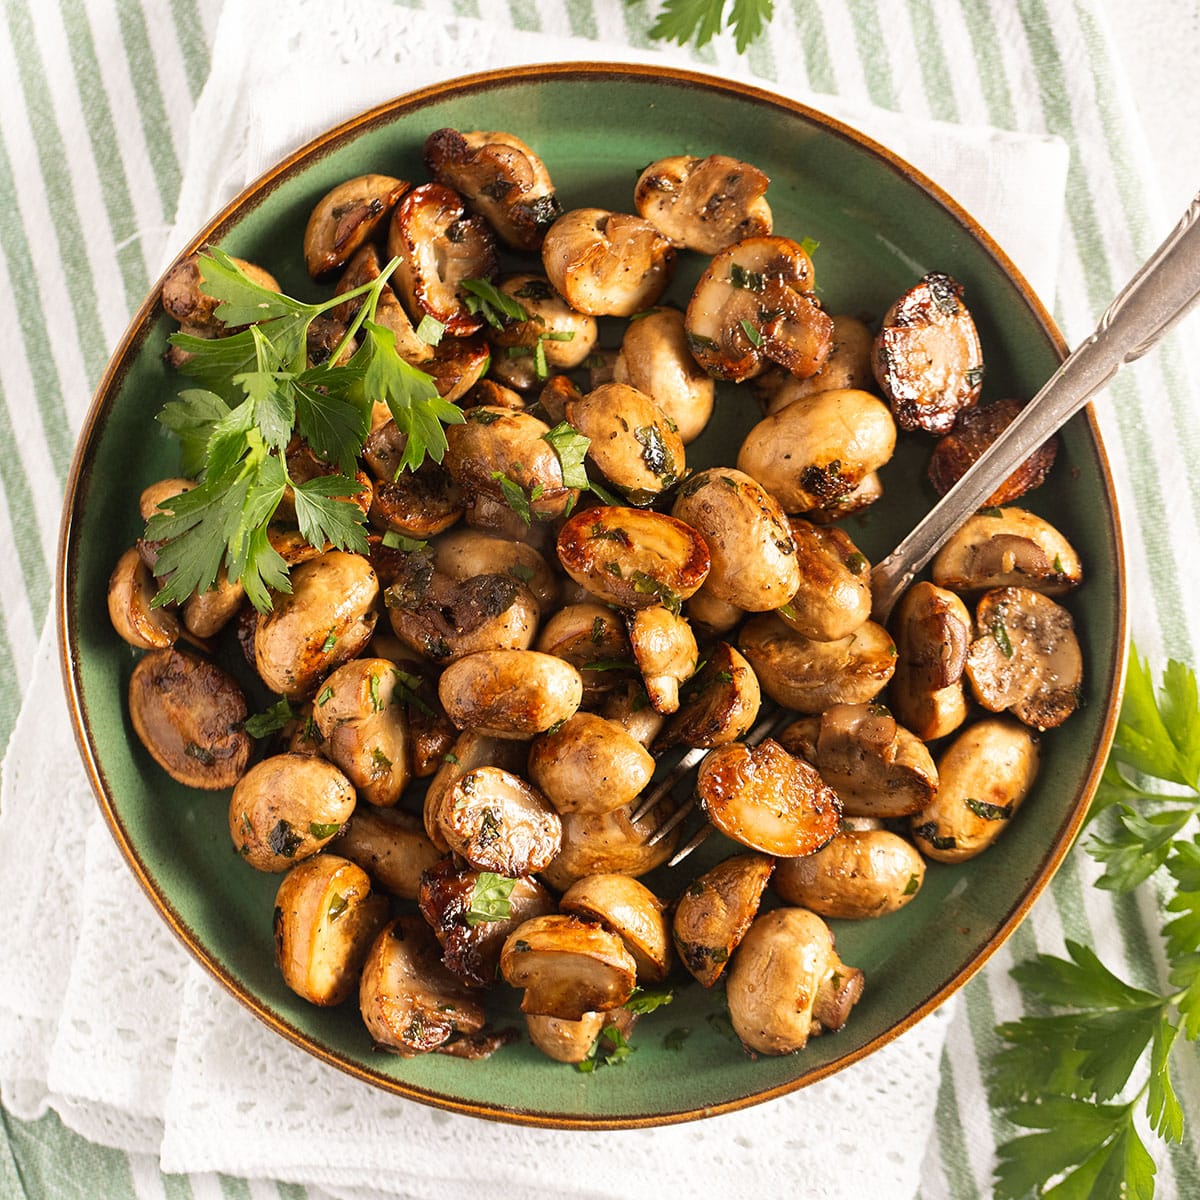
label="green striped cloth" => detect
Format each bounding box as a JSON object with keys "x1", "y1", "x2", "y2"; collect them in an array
[{"x1": 1, "y1": 1, "x2": 1197, "y2": 1197}]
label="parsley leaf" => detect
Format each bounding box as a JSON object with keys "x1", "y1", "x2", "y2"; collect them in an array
[
  {"x1": 576, "y1": 1024, "x2": 635, "y2": 1072},
  {"x1": 459, "y1": 277, "x2": 528, "y2": 329},
  {"x1": 243, "y1": 697, "x2": 294, "y2": 738},
  {"x1": 637, "y1": 0, "x2": 774, "y2": 53},
  {"x1": 542, "y1": 421, "x2": 591, "y2": 490},
  {"x1": 464, "y1": 872, "x2": 518, "y2": 926}
]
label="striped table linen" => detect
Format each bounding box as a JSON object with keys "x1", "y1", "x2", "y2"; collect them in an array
[{"x1": 1, "y1": 1, "x2": 1197, "y2": 1197}]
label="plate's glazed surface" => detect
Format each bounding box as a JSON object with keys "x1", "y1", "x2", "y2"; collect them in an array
[{"x1": 58, "y1": 64, "x2": 1126, "y2": 1127}]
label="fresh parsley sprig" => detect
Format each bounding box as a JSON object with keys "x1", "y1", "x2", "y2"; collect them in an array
[
  {"x1": 631, "y1": 0, "x2": 774, "y2": 53},
  {"x1": 990, "y1": 649, "x2": 1200, "y2": 1199},
  {"x1": 149, "y1": 248, "x2": 463, "y2": 612}
]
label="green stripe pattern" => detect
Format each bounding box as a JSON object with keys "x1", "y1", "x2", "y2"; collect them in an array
[{"x1": 2, "y1": 0, "x2": 1197, "y2": 1196}]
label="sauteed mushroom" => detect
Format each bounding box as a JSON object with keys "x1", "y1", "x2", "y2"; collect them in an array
[
  {"x1": 757, "y1": 315, "x2": 875, "y2": 413},
  {"x1": 335, "y1": 243, "x2": 433, "y2": 365},
  {"x1": 108, "y1": 547, "x2": 181, "y2": 649},
  {"x1": 336, "y1": 806, "x2": 442, "y2": 899},
  {"x1": 438, "y1": 649, "x2": 583, "y2": 739},
  {"x1": 161, "y1": 251, "x2": 279, "y2": 338},
  {"x1": 779, "y1": 519, "x2": 872, "y2": 642},
  {"x1": 626, "y1": 604, "x2": 698, "y2": 715},
  {"x1": 541, "y1": 802, "x2": 680, "y2": 890},
  {"x1": 560, "y1": 874, "x2": 673, "y2": 983},
  {"x1": 656, "y1": 641, "x2": 761, "y2": 752},
  {"x1": 304, "y1": 174, "x2": 408, "y2": 279},
  {"x1": 527, "y1": 713, "x2": 655, "y2": 815},
  {"x1": 534, "y1": 602, "x2": 632, "y2": 701}
]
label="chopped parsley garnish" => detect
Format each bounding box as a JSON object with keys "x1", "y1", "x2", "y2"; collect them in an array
[
  {"x1": 626, "y1": 986, "x2": 674, "y2": 1015},
  {"x1": 508, "y1": 563, "x2": 535, "y2": 584},
  {"x1": 464, "y1": 871, "x2": 518, "y2": 926},
  {"x1": 316, "y1": 686, "x2": 334, "y2": 706},
  {"x1": 632, "y1": 571, "x2": 682, "y2": 615},
  {"x1": 491, "y1": 470, "x2": 534, "y2": 525},
  {"x1": 739, "y1": 317, "x2": 764, "y2": 347},
  {"x1": 634, "y1": 423, "x2": 678, "y2": 485},
  {"x1": 459, "y1": 277, "x2": 528, "y2": 329},
  {"x1": 542, "y1": 421, "x2": 591, "y2": 489},
  {"x1": 320, "y1": 626, "x2": 339, "y2": 653},
  {"x1": 327, "y1": 892, "x2": 349, "y2": 922},
  {"x1": 244, "y1": 697, "x2": 294, "y2": 738},
  {"x1": 416, "y1": 314, "x2": 445, "y2": 345},
  {"x1": 381, "y1": 531, "x2": 429, "y2": 551},
  {"x1": 992, "y1": 612, "x2": 1015, "y2": 658},
  {"x1": 730, "y1": 262, "x2": 765, "y2": 292},
  {"x1": 267, "y1": 819, "x2": 304, "y2": 858},
  {"x1": 309, "y1": 821, "x2": 341, "y2": 839},
  {"x1": 966, "y1": 797, "x2": 1013, "y2": 822},
  {"x1": 576, "y1": 1025, "x2": 634, "y2": 1072}
]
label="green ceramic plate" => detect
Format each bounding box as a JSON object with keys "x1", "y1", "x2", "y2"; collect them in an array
[{"x1": 59, "y1": 64, "x2": 1126, "y2": 1128}]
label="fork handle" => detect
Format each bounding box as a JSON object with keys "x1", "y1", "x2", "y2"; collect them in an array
[{"x1": 870, "y1": 190, "x2": 1200, "y2": 622}]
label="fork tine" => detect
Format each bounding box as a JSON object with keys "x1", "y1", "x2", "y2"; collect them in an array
[
  {"x1": 629, "y1": 745, "x2": 707, "y2": 822},
  {"x1": 666, "y1": 823, "x2": 713, "y2": 867},
  {"x1": 644, "y1": 793, "x2": 696, "y2": 846}
]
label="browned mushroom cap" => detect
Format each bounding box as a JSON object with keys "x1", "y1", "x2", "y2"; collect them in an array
[
  {"x1": 335, "y1": 806, "x2": 442, "y2": 899},
  {"x1": 556, "y1": 506, "x2": 710, "y2": 610},
  {"x1": 736, "y1": 388, "x2": 897, "y2": 514},
  {"x1": 726, "y1": 907, "x2": 864, "y2": 1054},
  {"x1": 230, "y1": 753, "x2": 357, "y2": 870},
  {"x1": 108, "y1": 547, "x2": 181, "y2": 649},
  {"x1": 626, "y1": 604, "x2": 698, "y2": 715},
  {"x1": 182, "y1": 568, "x2": 245, "y2": 639},
  {"x1": 138, "y1": 478, "x2": 194, "y2": 520},
  {"x1": 129, "y1": 647, "x2": 250, "y2": 789},
  {"x1": 387, "y1": 183, "x2": 497, "y2": 337},
  {"x1": 670, "y1": 468, "x2": 799, "y2": 612},
  {"x1": 560, "y1": 874, "x2": 673, "y2": 983},
  {"x1": 698, "y1": 738, "x2": 842, "y2": 856},
  {"x1": 756, "y1": 315, "x2": 875, "y2": 413},
  {"x1": 438, "y1": 649, "x2": 583, "y2": 739},
  {"x1": 805, "y1": 471, "x2": 885, "y2": 525},
  {"x1": 888, "y1": 580, "x2": 972, "y2": 741},
  {"x1": 778, "y1": 703, "x2": 937, "y2": 819},
  {"x1": 303, "y1": 174, "x2": 408, "y2": 279},
  {"x1": 928, "y1": 396, "x2": 1058, "y2": 505},
  {"x1": 484, "y1": 274, "x2": 598, "y2": 391},
  {"x1": 773, "y1": 828, "x2": 926, "y2": 919},
  {"x1": 359, "y1": 915, "x2": 487, "y2": 1054},
  {"x1": 500, "y1": 913, "x2": 638, "y2": 1019},
  {"x1": 386, "y1": 568, "x2": 539, "y2": 665},
  {"x1": 425, "y1": 332, "x2": 492, "y2": 405},
  {"x1": 779, "y1": 519, "x2": 872, "y2": 642},
  {"x1": 417, "y1": 856, "x2": 556, "y2": 988},
  {"x1": 612, "y1": 307, "x2": 715, "y2": 444},
  {"x1": 672, "y1": 853, "x2": 773, "y2": 987},
  {"x1": 525, "y1": 1011, "x2": 608, "y2": 1063},
  {"x1": 738, "y1": 613, "x2": 897, "y2": 712},
  {"x1": 685, "y1": 585, "x2": 745, "y2": 636},
  {"x1": 443, "y1": 406, "x2": 576, "y2": 524},
  {"x1": 931, "y1": 507, "x2": 1083, "y2": 596},
  {"x1": 599, "y1": 679, "x2": 667, "y2": 749},
  {"x1": 685, "y1": 236, "x2": 833, "y2": 382},
  {"x1": 368, "y1": 463, "x2": 463, "y2": 542},
  {"x1": 635, "y1": 154, "x2": 772, "y2": 254},
  {"x1": 566, "y1": 382, "x2": 684, "y2": 502},
  {"x1": 433, "y1": 527, "x2": 559, "y2": 615},
  {"x1": 424, "y1": 128, "x2": 561, "y2": 251},
  {"x1": 540, "y1": 800, "x2": 680, "y2": 890},
  {"x1": 435, "y1": 765, "x2": 562, "y2": 876},
  {"x1": 542, "y1": 208, "x2": 675, "y2": 317},
  {"x1": 527, "y1": 712, "x2": 655, "y2": 815},
  {"x1": 874, "y1": 271, "x2": 984, "y2": 434},
  {"x1": 275, "y1": 855, "x2": 390, "y2": 1007},
  {"x1": 422, "y1": 730, "x2": 529, "y2": 851},
  {"x1": 160, "y1": 251, "x2": 279, "y2": 334},
  {"x1": 965, "y1": 587, "x2": 1083, "y2": 730},
  {"x1": 656, "y1": 641, "x2": 761, "y2": 752},
  {"x1": 535, "y1": 602, "x2": 633, "y2": 701},
  {"x1": 334, "y1": 243, "x2": 433, "y2": 365},
  {"x1": 254, "y1": 551, "x2": 379, "y2": 699}
]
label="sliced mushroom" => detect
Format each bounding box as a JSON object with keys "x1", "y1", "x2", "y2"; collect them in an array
[
  {"x1": 566, "y1": 382, "x2": 684, "y2": 502},
  {"x1": 757, "y1": 315, "x2": 875, "y2": 413},
  {"x1": 108, "y1": 547, "x2": 181, "y2": 649},
  {"x1": 738, "y1": 613, "x2": 897, "y2": 712},
  {"x1": 500, "y1": 914, "x2": 638, "y2": 1019},
  {"x1": 656, "y1": 641, "x2": 761, "y2": 752},
  {"x1": 540, "y1": 801, "x2": 680, "y2": 891},
  {"x1": 736, "y1": 388, "x2": 897, "y2": 513},
  {"x1": 254, "y1": 550, "x2": 379, "y2": 699},
  {"x1": 671, "y1": 467, "x2": 799, "y2": 611},
  {"x1": 335, "y1": 243, "x2": 433, "y2": 365},
  {"x1": 612, "y1": 307, "x2": 715, "y2": 443},
  {"x1": 777, "y1": 519, "x2": 872, "y2": 642},
  {"x1": 129, "y1": 647, "x2": 250, "y2": 789},
  {"x1": 304, "y1": 174, "x2": 408, "y2": 279},
  {"x1": 672, "y1": 853, "x2": 773, "y2": 987},
  {"x1": 773, "y1": 829, "x2": 926, "y2": 919},
  {"x1": 417, "y1": 856, "x2": 557, "y2": 988},
  {"x1": 560, "y1": 874, "x2": 673, "y2": 983},
  {"x1": 309, "y1": 658, "x2": 411, "y2": 807},
  {"x1": 275, "y1": 855, "x2": 389, "y2": 1006},
  {"x1": 534, "y1": 602, "x2": 633, "y2": 701},
  {"x1": 432, "y1": 527, "x2": 559, "y2": 614},
  {"x1": 888, "y1": 581, "x2": 972, "y2": 741},
  {"x1": 697, "y1": 738, "x2": 841, "y2": 856},
  {"x1": 634, "y1": 154, "x2": 772, "y2": 254},
  {"x1": 388, "y1": 183, "x2": 497, "y2": 336},
  {"x1": 422, "y1": 730, "x2": 529, "y2": 851},
  {"x1": 484, "y1": 274, "x2": 598, "y2": 391},
  {"x1": 911, "y1": 718, "x2": 1040, "y2": 862},
  {"x1": 182, "y1": 567, "x2": 245, "y2": 638},
  {"x1": 424, "y1": 128, "x2": 561, "y2": 251},
  {"x1": 527, "y1": 712, "x2": 656, "y2": 815},
  {"x1": 438, "y1": 650, "x2": 583, "y2": 739},
  {"x1": 423, "y1": 332, "x2": 491, "y2": 405},
  {"x1": 541, "y1": 208, "x2": 675, "y2": 317},
  {"x1": 928, "y1": 396, "x2": 1058, "y2": 505},
  {"x1": 359, "y1": 915, "x2": 486, "y2": 1054},
  {"x1": 435, "y1": 765, "x2": 562, "y2": 876},
  {"x1": 777, "y1": 703, "x2": 936, "y2": 819},
  {"x1": 230, "y1": 752, "x2": 356, "y2": 871},
  {"x1": 335, "y1": 806, "x2": 442, "y2": 899},
  {"x1": 874, "y1": 271, "x2": 984, "y2": 434},
  {"x1": 625, "y1": 604, "x2": 698, "y2": 714},
  {"x1": 964, "y1": 587, "x2": 1083, "y2": 730},
  {"x1": 726, "y1": 908, "x2": 864, "y2": 1055},
  {"x1": 685, "y1": 236, "x2": 833, "y2": 382},
  {"x1": 556, "y1": 506, "x2": 710, "y2": 610},
  {"x1": 443, "y1": 406, "x2": 576, "y2": 524},
  {"x1": 363, "y1": 419, "x2": 463, "y2": 536},
  {"x1": 931, "y1": 507, "x2": 1083, "y2": 596}
]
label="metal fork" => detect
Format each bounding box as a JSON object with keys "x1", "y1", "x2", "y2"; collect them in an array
[{"x1": 635, "y1": 190, "x2": 1200, "y2": 868}]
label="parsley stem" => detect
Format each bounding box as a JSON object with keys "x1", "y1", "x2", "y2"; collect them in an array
[{"x1": 327, "y1": 255, "x2": 402, "y2": 366}]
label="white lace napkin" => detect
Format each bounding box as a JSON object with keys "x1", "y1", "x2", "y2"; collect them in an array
[{"x1": 0, "y1": 2, "x2": 1070, "y2": 1196}]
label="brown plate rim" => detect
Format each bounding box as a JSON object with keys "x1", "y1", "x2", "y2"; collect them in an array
[{"x1": 56, "y1": 61, "x2": 1128, "y2": 1128}]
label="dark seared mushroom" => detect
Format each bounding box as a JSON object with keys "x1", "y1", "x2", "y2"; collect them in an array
[
  {"x1": 335, "y1": 243, "x2": 432, "y2": 365},
  {"x1": 303, "y1": 174, "x2": 408, "y2": 279},
  {"x1": 108, "y1": 547, "x2": 181, "y2": 649},
  {"x1": 656, "y1": 641, "x2": 761, "y2": 752}
]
